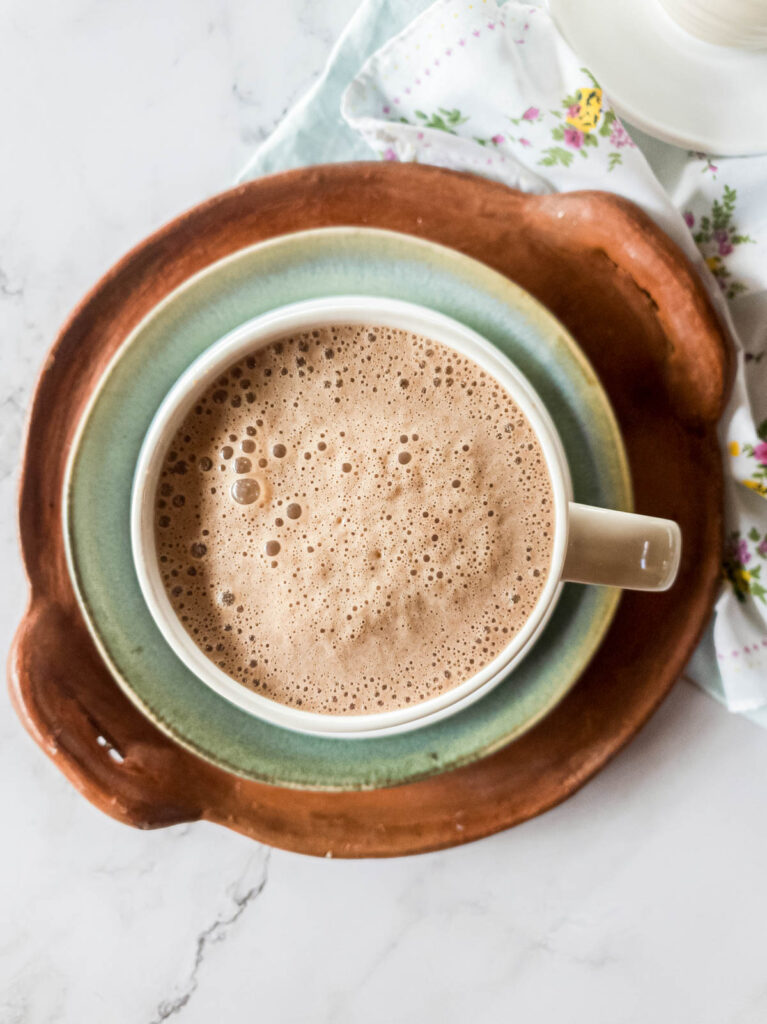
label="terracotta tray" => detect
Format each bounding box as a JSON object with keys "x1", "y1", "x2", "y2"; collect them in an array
[{"x1": 9, "y1": 164, "x2": 730, "y2": 857}]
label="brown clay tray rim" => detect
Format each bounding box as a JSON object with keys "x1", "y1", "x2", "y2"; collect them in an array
[{"x1": 9, "y1": 164, "x2": 730, "y2": 857}]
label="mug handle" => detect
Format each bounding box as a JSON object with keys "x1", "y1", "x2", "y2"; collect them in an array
[{"x1": 563, "y1": 503, "x2": 682, "y2": 591}]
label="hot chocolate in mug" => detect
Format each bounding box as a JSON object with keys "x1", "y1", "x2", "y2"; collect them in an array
[{"x1": 131, "y1": 297, "x2": 681, "y2": 738}]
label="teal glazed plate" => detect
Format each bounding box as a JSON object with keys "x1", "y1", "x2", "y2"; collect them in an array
[{"x1": 65, "y1": 228, "x2": 631, "y2": 790}]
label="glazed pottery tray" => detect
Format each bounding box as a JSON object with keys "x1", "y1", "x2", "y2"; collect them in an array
[{"x1": 10, "y1": 164, "x2": 730, "y2": 856}]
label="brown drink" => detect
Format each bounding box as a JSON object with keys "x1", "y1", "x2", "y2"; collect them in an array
[{"x1": 154, "y1": 324, "x2": 554, "y2": 715}]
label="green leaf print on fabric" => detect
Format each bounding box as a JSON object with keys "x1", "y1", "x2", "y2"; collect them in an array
[
  {"x1": 412, "y1": 108, "x2": 469, "y2": 134},
  {"x1": 599, "y1": 110, "x2": 616, "y2": 138},
  {"x1": 724, "y1": 530, "x2": 767, "y2": 604},
  {"x1": 725, "y1": 425, "x2": 767, "y2": 604},
  {"x1": 687, "y1": 186, "x2": 756, "y2": 300},
  {"x1": 539, "y1": 146, "x2": 575, "y2": 168},
  {"x1": 534, "y1": 69, "x2": 635, "y2": 171}
]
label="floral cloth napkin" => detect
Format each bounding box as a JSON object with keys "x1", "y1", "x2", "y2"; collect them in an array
[{"x1": 243, "y1": 0, "x2": 767, "y2": 723}]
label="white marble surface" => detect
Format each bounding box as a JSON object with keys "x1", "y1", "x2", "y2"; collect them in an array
[{"x1": 2, "y1": 2, "x2": 767, "y2": 1021}]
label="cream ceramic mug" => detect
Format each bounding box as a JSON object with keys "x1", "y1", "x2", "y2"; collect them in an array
[{"x1": 131, "y1": 298, "x2": 681, "y2": 738}]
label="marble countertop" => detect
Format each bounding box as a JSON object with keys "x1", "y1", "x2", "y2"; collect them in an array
[{"x1": 2, "y1": 2, "x2": 767, "y2": 1021}]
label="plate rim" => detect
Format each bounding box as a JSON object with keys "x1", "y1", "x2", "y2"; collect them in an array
[{"x1": 63, "y1": 225, "x2": 631, "y2": 790}]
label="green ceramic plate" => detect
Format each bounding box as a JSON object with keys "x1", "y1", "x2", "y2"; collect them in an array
[{"x1": 65, "y1": 228, "x2": 631, "y2": 790}]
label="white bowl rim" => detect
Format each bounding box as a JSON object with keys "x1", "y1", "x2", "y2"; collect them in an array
[{"x1": 130, "y1": 296, "x2": 573, "y2": 737}]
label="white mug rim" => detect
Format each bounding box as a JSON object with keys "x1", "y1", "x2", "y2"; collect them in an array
[{"x1": 130, "y1": 297, "x2": 572, "y2": 737}]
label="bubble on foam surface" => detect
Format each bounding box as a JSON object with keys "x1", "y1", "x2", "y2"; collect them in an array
[
  {"x1": 153, "y1": 324, "x2": 554, "y2": 715},
  {"x1": 231, "y1": 478, "x2": 259, "y2": 505}
]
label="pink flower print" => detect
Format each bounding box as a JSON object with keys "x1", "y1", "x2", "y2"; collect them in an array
[
  {"x1": 728, "y1": 536, "x2": 751, "y2": 565},
  {"x1": 459, "y1": 38, "x2": 466, "y2": 46},
  {"x1": 714, "y1": 229, "x2": 734, "y2": 256},
  {"x1": 417, "y1": 131, "x2": 424, "y2": 140},
  {"x1": 758, "y1": 538, "x2": 767, "y2": 557},
  {"x1": 519, "y1": 138, "x2": 532, "y2": 147},
  {"x1": 488, "y1": 22, "x2": 496, "y2": 29},
  {"x1": 382, "y1": 148, "x2": 399, "y2": 162},
  {"x1": 434, "y1": 59, "x2": 440, "y2": 66},
  {"x1": 445, "y1": 48, "x2": 452, "y2": 56},
  {"x1": 564, "y1": 126, "x2": 584, "y2": 149},
  {"x1": 609, "y1": 119, "x2": 635, "y2": 149},
  {"x1": 382, "y1": 105, "x2": 390, "y2": 115},
  {"x1": 567, "y1": 103, "x2": 581, "y2": 118},
  {"x1": 754, "y1": 441, "x2": 767, "y2": 465},
  {"x1": 515, "y1": 39, "x2": 525, "y2": 44},
  {"x1": 394, "y1": 97, "x2": 400, "y2": 105},
  {"x1": 522, "y1": 106, "x2": 539, "y2": 121},
  {"x1": 472, "y1": 29, "x2": 480, "y2": 37},
  {"x1": 684, "y1": 211, "x2": 695, "y2": 228},
  {"x1": 491, "y1": 134, "x2": 505, "y2": 145},
  {"x1": 694, "y1": 152, "x2": 719, "y2": 174}
]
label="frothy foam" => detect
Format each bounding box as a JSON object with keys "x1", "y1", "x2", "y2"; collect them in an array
[{"x1": 154, "y1": 324, "x2": 554, "y2": 715}]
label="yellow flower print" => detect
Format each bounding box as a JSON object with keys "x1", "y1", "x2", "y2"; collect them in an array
[
  {"x1": 729, "y1": 441, "x2": 740, "y2": 456},
  {"x1": 706, "y1": 255, "x2": 721, "y2": 272},
  {"x1": 728, "y1": 566, "x2": 752, "y2": 597},
  {"x1": 566, "y1": 88, "x2": 603, "y2": 133},
  {"x1": 722, "y1": 563, "x2": 752, "y2": 597},
  {"x1": 744, "y1": 478, "x2": 767, "y2": 497}
]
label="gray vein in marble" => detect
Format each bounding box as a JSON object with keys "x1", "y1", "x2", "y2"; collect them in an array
[
  {"x1": 296, "y1": 0, "x2": 341, "y2": 51},
  {"x1": 0, "y1": 389, "x2": 28, "y2": 484},
  {"x1": 321, "y1": 874, "x2": 427, "y2": 1023},
  {"x1": 0, "y1": 268, "x2": 24, "y2": 299},
  {"x1": 231, "y1": 73, "x2": 325, "y2": 148},
  {"x1": 149, "y1": 849, "x2": 271, "y2": 1023},
  {"x1": 1, "y1": 998, "x2": 27, "y2": 1024},
  {"x1": 527, "y1": 913, "x2": 619, "y2": 970}
]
